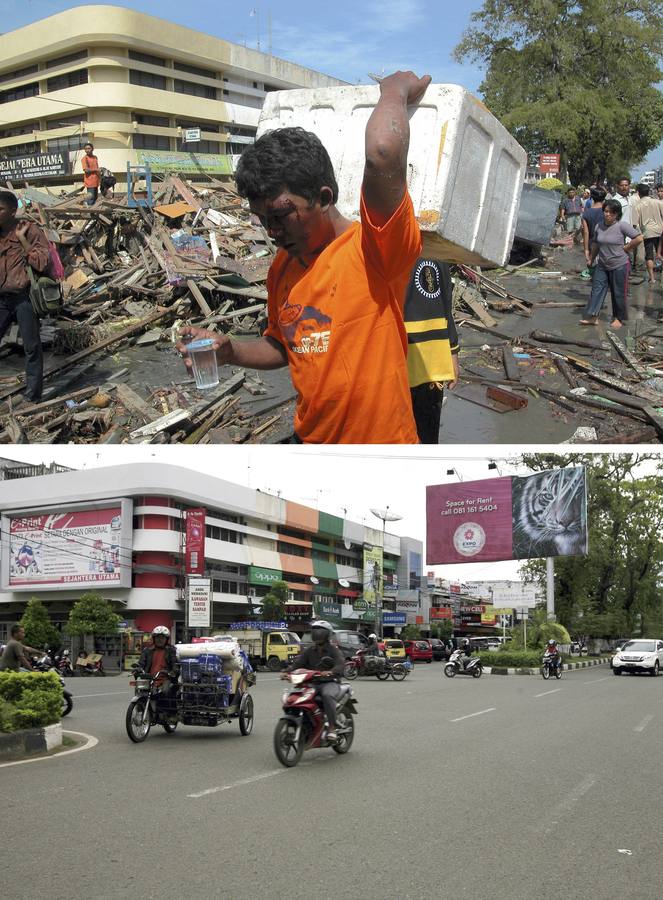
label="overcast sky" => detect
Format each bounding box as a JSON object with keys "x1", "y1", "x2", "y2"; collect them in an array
[{"x1": 0, "y1": 445, "x2": 543, "y2": 582}]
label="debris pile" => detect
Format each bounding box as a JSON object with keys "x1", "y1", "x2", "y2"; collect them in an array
[{"x1": 0, "y1": 176, "x2": 300, "y2": 444}]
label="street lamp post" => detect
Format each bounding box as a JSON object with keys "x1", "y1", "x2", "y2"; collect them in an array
[{"x1": 369, "y1": 506, "x2": 402, "y2": 639}]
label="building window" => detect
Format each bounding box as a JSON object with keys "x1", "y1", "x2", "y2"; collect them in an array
[
  {"x1": 180, "y1": 138, "x2": 220, "y2": 153},
  {"x1": 277, "y1": 541, "x2": 307, "y2": 558},
  {"x1": 128, "y1": 50, "x2": 167, "y2": 68},
  {"x1": 44, "y1": 114, "x2": 87, "y2": 130},
  {"x1": 129, "y1": 70, "x2": 167, "y2": 90},
  {"x1": 44, "y1": 50, "x2": 87, "y2": 70},
  {"x1": 205, "y1": 524, "x2": 240, "y2": 544},
  {"x1": 133, "y1": 133, "x2": 170, "y2": 150},
  {"x1": 135, "y1": 113, "x2": 170, "y2": 127},
  {"x1": 47, "y1": 134, "x2": 89, "y2": 152},
  {"x1": 0, "y1": 122, "x2": 39, "y2": 138},
  {"x1": 1, "y1": 141, "x2": 40, "y2": 158},
  {"x1": 174, "y1": 79, "x2": 216, "y2": 100},
  {"x1": 47, "y1": 69, "x2": 88, "y2": 92},
  {"x1": 0, "y1": 82, "x2": 39, "y2": 103},
  {"x1": 174, "y1": 61, "x2": 216, "y2": 79},
  {"x1": 0, "y1": 64, "x2": 38, "y2": 85}
]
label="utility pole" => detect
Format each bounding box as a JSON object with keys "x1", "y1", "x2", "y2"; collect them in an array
[{"x1": 369, "y1": 506, "x2": 402, "y2": 639}]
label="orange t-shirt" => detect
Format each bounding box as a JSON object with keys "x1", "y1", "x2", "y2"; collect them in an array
[
  {"x1": 264, "y1": 190, "x2": 421, "y2": 443},
  {"x1": 82, "y1": 154, "x2": 100, "y2": 188}
]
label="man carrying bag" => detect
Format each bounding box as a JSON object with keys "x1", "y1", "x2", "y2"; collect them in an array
[{"x1": 0, "y1": 190, "x2": 51, "y2": 402}]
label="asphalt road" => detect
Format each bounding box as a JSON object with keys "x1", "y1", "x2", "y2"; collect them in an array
[{"x1": 4, "y1": 663, "x2": 662, "y2": 900}]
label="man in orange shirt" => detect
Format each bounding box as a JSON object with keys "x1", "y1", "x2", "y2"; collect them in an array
[
  {"x1": 178, "y1": 70, "x2": 429, "y2": 443},
  {"x1": 82, "y1": 142, "x2": 100, "y2": 206}
]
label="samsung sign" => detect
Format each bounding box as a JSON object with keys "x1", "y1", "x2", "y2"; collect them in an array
[{"x1": 383, "y1": 612, "x2": 406, "y2": 625}]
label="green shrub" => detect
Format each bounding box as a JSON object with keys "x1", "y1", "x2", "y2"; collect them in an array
[
  {"x1": 537, "y1": 177, "x2": 566, "y2": 192},
  {"x1": 0, "y1": 671, "x2": 62, "y2": 733},
  {"x1": 478, "y1": 650, "x2": 548, "y2": 668}
]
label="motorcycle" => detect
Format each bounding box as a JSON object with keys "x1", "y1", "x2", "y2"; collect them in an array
[
  {"x1": 54, "y1": 649, "x2": 75, "y2": 678},
  {"x1": 33, "y1": 654, "x2": 74, "y2": 717},
  {"x1": 444, "y1": 649, "x2": 483, "y2": 678},
  {"x1": 343, "y1": 649, "x2": 410, "y2": 682},
  {"x1": 274, "y1": 668, "x2": 358, "y2": 768},
  {"x1": 125, "y1": 664, "x2": 255, "y2": 743},
  {"x1": 541, "y1": 653, "x2": 562, "y2": 680}
]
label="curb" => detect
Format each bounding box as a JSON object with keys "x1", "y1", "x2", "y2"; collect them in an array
[
  {"x1": 0, "y1": 722, "x2": 61, "y2": 761},
  {"x1": 485, "y1": 659, "x2": 609, "y2": 676}
]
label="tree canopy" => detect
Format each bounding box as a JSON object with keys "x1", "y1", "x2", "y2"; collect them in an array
[
  {"x1": 518, "y1": 454, "x2": 663, "y2": 640},
  {"x1": 260, "y1": 580, "x2": 288, "y2": 622},
  {"x1": 454, "y1": 1, "x2": 663, "y2": 184},
  {"x1": 66, "y1": 592, "x2": 121, "y2": 636},
  {"x1": 20, "y1": 598, "x2": 61, "y2": 651}
]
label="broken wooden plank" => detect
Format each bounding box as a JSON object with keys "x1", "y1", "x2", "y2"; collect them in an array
[
  {"x1": 486, "y1": 384, "x2": 528, "y2": 409},
  {"x1": 643, "y1": 406, "x2": 663, "y2": 439},
  {"x1": 502, "y1": 346, "x2": 521, "y2": 382},
  {"x1": 114, "y1": 384, "x2": 159, "y2": 423},
  {"x1": 606, "y1": 331, "x2": 649, "y2": 379},
  {"x1": 129, "y1": 408, "x2": 191, "y2": 441},
  {"x1": 187, "y1": 279, "x2": 213, "y2": 318}
]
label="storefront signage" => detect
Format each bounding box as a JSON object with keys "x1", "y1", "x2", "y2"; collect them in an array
[
  {"x1": 352, "y1": 599, "x2": 368, "y2": 612},
  {"x1": 185, "y1": 508, "x2": 206, "y2": 575},
  {"x1": 539, "y1": 153, "x2": 561, "y2": 174},
  {"x1": 187, "y1": 577, "x2": 211, "y2": 628},
  {"x1": 0, "y1": 152, "x2": 70, "y2": 182},
  {"x1": 430, "y1": 607, "x2": 453, "y2": 619},
  {"x1": 248, "y1": 565, "x2": 282, "y2": 585},
  {"x1": 382, "y1": 612, "x2": 406, "y2": 625},
  {"x1": 2, "y1": 501, "x2": 132, "y2": 590}
]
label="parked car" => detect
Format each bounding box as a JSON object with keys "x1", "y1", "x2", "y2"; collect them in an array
[
  {"x1": 333, "y1": 630, "x2": 369, "y2": 660},
  {"x1": 403, "y1": 639, "x2": 433, "y2": 663},
  {"x1": 612, "y1": 639, "x2": 663, "y2": 676},
  {"x1": 378, "y1": 639, "x2": 406, "y2": 661},
  {"x1": 428, "y1": 638, "x2": 449, "y2": 661}
]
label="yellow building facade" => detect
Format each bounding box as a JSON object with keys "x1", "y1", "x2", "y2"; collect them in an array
[{"x1": 0, "y1": 5, "x2": 344, "y2": 186}]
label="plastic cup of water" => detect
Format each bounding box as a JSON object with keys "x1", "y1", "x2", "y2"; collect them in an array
[{"x1": 186, "y1": 338, "x2": 219, "y2": 390}]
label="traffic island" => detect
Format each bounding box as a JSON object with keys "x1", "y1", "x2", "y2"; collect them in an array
[
  {"x1": 485, "y1": 658, "x2": 609, "y2": 675},
  {"x1": 0, "y1": 722, "x2": 62, "y2": 761}
]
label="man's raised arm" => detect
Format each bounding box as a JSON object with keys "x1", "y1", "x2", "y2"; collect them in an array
[{"x1": 362, "y1": 70, "x2": 431, "y2": 227}]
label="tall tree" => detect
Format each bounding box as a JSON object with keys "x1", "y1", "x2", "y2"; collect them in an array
[
  {"x1": 260, "y1": 580, "x2": 288, "y2": 622},
  {"x1": 518, "y1": 454, "x2": 663, "y2": 639},
  {"x1": 66, "y1": 592, "x2": 121, "y2": 636},
  {"x1": 454, "y1": 1, "x2": 663, "y2": 184}
]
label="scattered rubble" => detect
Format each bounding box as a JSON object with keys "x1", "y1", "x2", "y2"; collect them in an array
[{"x1": 1, "y1": 181, "x2": 662, "y2": 444}]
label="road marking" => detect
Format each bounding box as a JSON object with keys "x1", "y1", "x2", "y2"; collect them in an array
[
  {"x1": 449, "y1": 707, "x2": 496, "y2": 723},
  {"x1": 534, "y1": 689, "x2": 562, "y2": 698},
  {"x1": 74, "y1": 691, "x2": 129, "y2": 698},
  {"x1": 540, "y1": 773, "x2": 597, "y2": 834},
  {"x1": 583, "y1": 677, "x2": 611, "y2": 685},
  {"x1": 187, "y1": 756, "x2": 335, "y2": 798},
  {"x1": 0, "y1": 730, "x2": 98, "y2": 769},
  {"x1": 634, "y1": 714, "x2": 653, "y2": 733}
]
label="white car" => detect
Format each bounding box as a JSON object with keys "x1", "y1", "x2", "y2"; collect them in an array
[{"x1": 612, "y1": 639, "x2": 663, "y2": 676}]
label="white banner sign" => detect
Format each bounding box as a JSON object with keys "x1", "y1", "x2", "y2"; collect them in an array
[{"x1": 188, "y1": 577, "x2": 211, "y2": 628}]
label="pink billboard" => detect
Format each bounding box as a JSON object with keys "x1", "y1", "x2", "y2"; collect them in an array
[{"x1": 426, "y1": 468, "x2": 587, "y2": 564}]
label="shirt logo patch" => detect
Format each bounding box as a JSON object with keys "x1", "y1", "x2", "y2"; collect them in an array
[
  {"x1": 279, "y1": 298, "x2": 332, "y2": 355},
  {"x1": 414, "y1": 260, "x2": 441, "y2": 299}
]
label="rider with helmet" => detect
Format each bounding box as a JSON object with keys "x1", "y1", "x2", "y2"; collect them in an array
[
  {"x1": 364, "y1": 633, "x2": 383, "y2": 657},
  {"x1": 283, "y1": 620, "x2": 345, "y2": 742},
  {"x1": 543, "y1": 638, "x2": 561, "y2": 671},
  {"x1": 136, "y1": 626, "x2": 179, "y2": 708}
]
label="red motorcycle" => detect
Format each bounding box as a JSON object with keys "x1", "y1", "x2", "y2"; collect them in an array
[
  {"x1": 273, "y1": 668, "x2": 358, "y2": 768},
  {"x1": 343, "y1": 648, "x2": 410, "y2": 682}
]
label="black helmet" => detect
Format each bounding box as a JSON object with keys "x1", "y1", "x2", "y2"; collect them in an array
[{"x1": 310, "y1": 620, "x2": 334, "y2": 645}]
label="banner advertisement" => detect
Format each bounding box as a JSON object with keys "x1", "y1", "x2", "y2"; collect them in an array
[
  {"x1": 313, "y1": 599, "x2": 343, "y2": 625},
  {"x1": 185, "y1": 508, "x2": 206, "y2": 575},
  {"x1": 383, "y1": 612, "x2": 406, "y2": 626},
  {"x1": 539, "y1": 153, "x2": 561, "y2": 174},
  {"x1": 426, "y1": 467, "x2": 587, "y2": 564},
  {"x1": 0, "y1": 151, "x2": 70, "y2": 181},
  {"x1": 188, "y1": 577, "x2": 211, "y2": 628},
  {"x1": 430, "y1": 607, "x2": 453, "y2": 619},
  {"x1": 135, "y1": 150, "x2": 234, "y2": 175},
  {"x1": 4, "y1": 503, "x2": 132, "y2": 589},
  {"x1": 362, "y1": 544, "x2": 383, "y2": 605}
]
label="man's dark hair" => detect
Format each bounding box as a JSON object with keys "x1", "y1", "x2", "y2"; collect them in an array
[
  {"x1": 617, "y1": 177, "x2": 630, "y2": 185},
  {"x1": 0, "y1": 190, "x2": 19, "y2": 211},
  {"x1": 84, "y1": 142, "x2": 94, "y2": 150},
  {"x1": 636, "y1": 183, "x2": 651, "y2": 198},
  {"x1": 590, "y1": 187, "x2": 606, "y2": 203},
  {"x1": 235, "y1": 127, "x2": 339, "y2": 205},
  {"x1": 10, "y1": 623, "x2": 23, "y2": 637},
  {"x1": 603, "y1": 198, "x2": 623, "y2": 219}
]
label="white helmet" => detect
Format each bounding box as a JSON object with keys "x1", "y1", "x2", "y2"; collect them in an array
[
  {"x1": 152, "y1": 625, "x2": 170, "y2": 639},
  {"x1": 310, "y1": 620, "x2": 334, "y2": 644},
  {"x1": 368, "y1": 633, "x2": 377, "y2": 641}
]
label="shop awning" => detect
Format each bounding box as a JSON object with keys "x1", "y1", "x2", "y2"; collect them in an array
[{"x1": 337, "y1": 588, "x2": 361, "y2": 598}]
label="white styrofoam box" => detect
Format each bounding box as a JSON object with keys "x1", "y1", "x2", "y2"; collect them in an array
[
  {"x1": 176, "y1": 641, "x2": 239, "y2": 659},
  {"x1": 257, "y1": 84, "x2": 527, "y2": 267}
]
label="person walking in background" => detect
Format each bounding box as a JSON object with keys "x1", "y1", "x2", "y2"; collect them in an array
[
  {"x1": 580, "y1": 198, "x2": 643, "y2": 329},
  {"x1": 81, "y1": 142, "x2": 100, "y2": 206},
  {"x1": 613, "y1": 177, "x2": 632, "y2": 224},
  {"x1": 581, "y1": 187, "x2": 606, "y2": 278},
  {"x1": 560, "y1": 188, "x2": 583, "y2": 237},
  {"x1": 633, "y1": 183, "x2": 663, "y2": 285},
  {"x1": 402, "y1": 257, "x2": 459, "y2": 443},
  {"x1": 0, "y1": 190, "x2": 49, "y2": 402}
]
